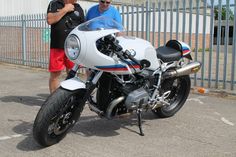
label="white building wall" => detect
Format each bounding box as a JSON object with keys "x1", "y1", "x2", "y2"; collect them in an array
[
  {"x1": 1, "y1": 0, "x2": 201, "y2": 16},
  {"x1": 0, "y1": 0, "x2": 50, "y2": 16},
  {"x1": 0, "y1": 0, "x2": 98, "y2": 16}
]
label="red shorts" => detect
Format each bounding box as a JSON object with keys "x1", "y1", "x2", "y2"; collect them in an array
[{"x1": 49, "y1": 48, "x2": 74, "y2": 72}]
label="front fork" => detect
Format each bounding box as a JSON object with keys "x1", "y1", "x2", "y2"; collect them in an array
[
  {"x1": 66, "y1": 64, "x2": 103, "y2": 109},
  {"x1": 66, "y1": 64, "x2": 80, "y2": 80}
]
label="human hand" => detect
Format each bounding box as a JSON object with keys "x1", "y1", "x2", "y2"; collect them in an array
[{"x1": 63, "y1": 3, "x2": 75, "y2": 12}]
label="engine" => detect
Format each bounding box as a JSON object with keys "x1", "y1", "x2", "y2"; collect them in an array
[
  {"x1": 124, "y1": 87, "x2": 149, "y2": 110},
  {"x1": 121, "y1": 70, "x2": 157, "y2": 110}
]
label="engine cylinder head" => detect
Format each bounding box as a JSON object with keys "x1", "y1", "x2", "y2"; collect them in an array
[{"x1": 125, "y1": 88, "x2": 149, "y2": 110}]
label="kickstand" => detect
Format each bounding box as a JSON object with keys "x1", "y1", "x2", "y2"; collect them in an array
[{"x1": 137, "y1": 108, "x2": 144, "y2": 136}]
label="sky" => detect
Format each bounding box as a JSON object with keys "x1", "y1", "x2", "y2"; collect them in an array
[
  {"x1": 207, "y1": 0, "x2": 235, "y2": 12},
  {"x1": 208, "y1": 0, "x2": 235, "y2": 5}
]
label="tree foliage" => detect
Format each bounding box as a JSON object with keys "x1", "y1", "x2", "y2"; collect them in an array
[{"x1": 214, "y1": 7, "x2": 234, "y2": 20}]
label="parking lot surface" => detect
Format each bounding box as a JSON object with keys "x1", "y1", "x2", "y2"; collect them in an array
[{"x1": 0, "y1": 63, "x2": 236, "y2": 157}]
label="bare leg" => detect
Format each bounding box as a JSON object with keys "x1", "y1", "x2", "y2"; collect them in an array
[
  {"x1": 66, "y1": 68, "x2": 71, "y2": 75},
  {"x1": 49, "y1": 71, "x2": 61, "y2": 94}
]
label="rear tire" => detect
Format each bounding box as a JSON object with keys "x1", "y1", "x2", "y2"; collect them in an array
[
  {"x1": 152, "y1": 75, "x2": 190, "y2": 118},
  {"x1": 33, "y1": 87, "x2": 85, "y2": 147}
]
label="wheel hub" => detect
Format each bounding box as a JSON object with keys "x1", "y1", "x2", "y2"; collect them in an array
[{"x1": 48, "y1": 104, "x2": 76, "y2": 136}]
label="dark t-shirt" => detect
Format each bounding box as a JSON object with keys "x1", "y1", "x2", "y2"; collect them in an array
[{"x1": 47, "y1": 0, "x2": 84, "y2": 49}]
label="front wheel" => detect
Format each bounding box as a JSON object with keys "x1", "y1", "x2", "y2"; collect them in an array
[
  {"x1": 152, "y1": 75, "x2": 191, "y2": 118},
  {"x1": 33, "y1": 87, "x2": 86, "y2": 147}
]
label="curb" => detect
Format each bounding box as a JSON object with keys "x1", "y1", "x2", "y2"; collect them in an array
[{"x1": 191, "y1": 86, "x2": 236, "y2": 99}]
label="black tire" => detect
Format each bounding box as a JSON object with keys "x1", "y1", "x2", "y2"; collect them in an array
[
  {"x1": 152, "y1": 75, "x2": 191, "y2": 118},
  {"x1": 33, "y1": 87, "x2": 86, "y2": 147}
]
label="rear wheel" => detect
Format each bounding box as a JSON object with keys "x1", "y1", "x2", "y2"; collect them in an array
[
  {"x1": 152, "y1": 75, "x2": 190, "y2": 118},
  {"x1": 33, "y1": 87, "x2": 86, "y2": 147}
]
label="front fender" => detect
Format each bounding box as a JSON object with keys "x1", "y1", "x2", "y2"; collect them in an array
[{"x1": 60, "y1": 77, "x2": 86, "y2": 91}]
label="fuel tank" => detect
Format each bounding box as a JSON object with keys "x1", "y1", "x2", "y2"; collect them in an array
[{"x1": 117, "y1": 36, "x2": 160, "y2": 71}]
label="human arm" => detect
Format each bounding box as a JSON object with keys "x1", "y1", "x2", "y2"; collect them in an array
[
  {"x1": 114, "y1": 8, "x2": 122, "y2": 25},
  {"x1": 47, "y1": 3, "x2": 75, "y2": 25}
]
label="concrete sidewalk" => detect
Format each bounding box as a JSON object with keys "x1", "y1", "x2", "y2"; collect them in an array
[{"x1": 0, "y1": 63, "x2": 236, "y2": 157}]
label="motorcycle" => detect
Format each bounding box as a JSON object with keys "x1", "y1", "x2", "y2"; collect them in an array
[{"x1": 33, "y1": 16, "x2": 201, "y2": 147}]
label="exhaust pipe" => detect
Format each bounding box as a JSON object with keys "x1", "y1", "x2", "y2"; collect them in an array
[
  {"x1": 163, "y1": 61, "x2": 201, "y2": 79},
  {"x1": 106, "y1": 96, "x2": 125, "y2": 119}
]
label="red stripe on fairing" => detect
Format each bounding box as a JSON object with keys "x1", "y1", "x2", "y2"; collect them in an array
[
  {"x1": 128, "y1": 65, "x2": 141, "y2": 68},
  {"x1": 98, "y1": 65, "x2": 141, "y2": 71},
  {"x1": 183, "y1": 49, "x2": 190, "y2": 55}
]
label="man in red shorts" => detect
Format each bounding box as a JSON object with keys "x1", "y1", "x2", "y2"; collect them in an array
[{"x1": 47, "y1": 0, "x2": 84, "y2": 93}]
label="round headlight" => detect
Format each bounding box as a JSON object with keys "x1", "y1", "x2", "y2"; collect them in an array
[{"x1": 65, "y1": 34, "x2": 80, "y2": 60}]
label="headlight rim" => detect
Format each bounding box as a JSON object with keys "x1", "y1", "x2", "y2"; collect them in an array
[{"x1": 65, "y1": 34, "x2": 81, "y2": 60}]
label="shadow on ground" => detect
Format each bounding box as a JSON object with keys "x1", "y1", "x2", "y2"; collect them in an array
[
  {"x1": 14, "y1": 111, "x2": 159, "y2": 151},
  {"x1": 0, "y1": 94, "x2": 49, "y2": 106}
]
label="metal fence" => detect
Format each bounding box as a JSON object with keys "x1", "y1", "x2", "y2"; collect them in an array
[
  {"x1": 0, "y1": 14, "x2": 50, "y2": 69},
  {"x1": 0, "y1": 0, "x2": 236, "y2": 91}
]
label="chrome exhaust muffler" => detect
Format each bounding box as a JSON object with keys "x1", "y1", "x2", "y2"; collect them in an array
[{"x1": 163, "y1": 61, "x2": 201, "y2": 79}]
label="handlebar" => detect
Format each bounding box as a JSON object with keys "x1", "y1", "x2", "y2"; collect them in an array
[{"x1": 103, "y1": 35, "x2": 150, "y2": 70}]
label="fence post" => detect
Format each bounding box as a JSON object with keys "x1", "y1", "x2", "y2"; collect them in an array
[
  {"x1": 231, "y1": 0, "x2": 236, "y2": 90},
  {"x1": 126, "y1": 5, "x2": 129, "y2": 36},
  {"x1": 145, "y1": 0, "x2": 150, "y2": 41},
  {"x1": 194, "y1": 0, "x2": 200, "y2": 86},
  {"x1": 216, "y1": 0, "x2": 222, "y2": 88},
  {"x1": 163, "y1": 1, "x2": 167, "y2": 44},
  {"x1": 21, "y1": 14, "x2": 26, "y2": 65},
  {"x1": 201, "y1": 0, "x2": 207, "y2": 87},
  {"x1": 188, "y1": 0, "x2": 193, "y2": 48},
  {"x1": 208, "y1": 0, "x2": 215, "y2": 88},
  {"x1": 175, "y1": 0, "x2": 179, "y2": 40},
  {"x1": 136, "y1": 4, "x2": 139, "y2": 37},
  {"x1": 170, "y1": 1, "x2": 173, "y2": 40},
  {"x1": 157, "y1": 2, "x2": 161, "y2": 47},
  {"x1": 152, "y1": 2, "x2": 156, "y2": 46},
  {"x1": 223, "y1": 0, "x2": 230, "y2": 89},
  {"x1": 182, "y1": 0, "x2": 186, "y2": 42}
]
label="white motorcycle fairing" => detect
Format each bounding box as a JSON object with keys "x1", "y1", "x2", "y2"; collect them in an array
[
  {"x1": 60, "y1": 77, "x2": 86, "y2": 91},
  {"x1": 65, "y1": 17, "x2": 160, "y2": 75}
]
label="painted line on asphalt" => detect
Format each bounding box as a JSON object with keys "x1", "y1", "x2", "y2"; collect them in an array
[
  {"x1": 187, "y1": 100, "x2": 235, "y2": 126},
  {"x1": 187, "y1": 98, "x2": 204, "y2": 104},
  {"x1": 214, "y1": 112, "x2": 235, "y2": 126},
  {"x1": 221, "y1": 117, "x2": 235, "y2": 126},
  {"x1": 0, "y1": 133, "x2": 29, "y2": 141}
]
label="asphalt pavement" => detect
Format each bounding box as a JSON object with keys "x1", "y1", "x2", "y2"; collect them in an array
[{"x1": 0, "y1": 62, "x2": 236, "y2": 157}]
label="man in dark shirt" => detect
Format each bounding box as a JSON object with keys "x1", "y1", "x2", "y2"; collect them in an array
[{"x1": 47, "y1": 0, "x2": 84, "y2": 93}]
